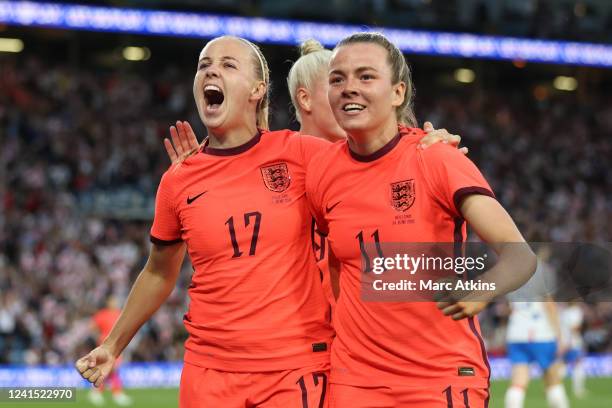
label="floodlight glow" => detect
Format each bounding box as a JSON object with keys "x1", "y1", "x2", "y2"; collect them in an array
[
  {"x1": 122, "y1": 46, "x2": 150, "y2": 61},
  {"x1": 0, "y1": 37, "x2": 23, "y2": 52},
  {"x1": 553, "y1": 76, "x2": 578, "y2": 91},
  {"x1": 455, "y1": 68, "x2": 475, "y2": 83}
]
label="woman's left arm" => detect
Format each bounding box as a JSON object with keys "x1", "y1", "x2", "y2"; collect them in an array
[{"x1": 437, "y1": 194, "x2": 537, "y2": 320}]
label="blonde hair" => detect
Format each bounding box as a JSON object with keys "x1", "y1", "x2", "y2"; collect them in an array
[
  {"x1": 235, "y1": 37, "x2": 271, "y2": 130},
  {"x1": 287, "y1": 39, "x2": 332, "y2": 123},
  {"x1": 335, "y1": 32, "x2": 417, "y2": 127}
]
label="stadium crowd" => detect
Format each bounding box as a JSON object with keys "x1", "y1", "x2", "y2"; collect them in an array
[{"x1": 0, "y1": 52, "x2": 610, "y2": 365}]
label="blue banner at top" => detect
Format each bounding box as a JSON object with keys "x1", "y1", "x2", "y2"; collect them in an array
[{"x1": 0, "y1": 1, "x2": 611, "y2": 67}]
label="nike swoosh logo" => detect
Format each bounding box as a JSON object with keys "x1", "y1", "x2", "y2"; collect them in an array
[
  {"x1": 187, "y1": 191, "x2": 207, "y2": 205},
  {"x1": 326, "y1": 201, "x2": 341, "y2": 213}
]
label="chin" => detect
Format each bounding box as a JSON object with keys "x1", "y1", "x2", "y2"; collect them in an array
[
  {"x1": 203, "y1": 113, "x2": 228, "y2": 131},
  {"x1": 339, "y1": 118, "x2": 368, "y2": 132}
]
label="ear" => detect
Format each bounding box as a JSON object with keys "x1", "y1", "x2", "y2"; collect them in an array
[
  {"x1": 250, "y1": 81, "x2": 267, "y2": 104},
  {"x1": 391, "y1": 81, "x2": 406, "y2": 108},
  {"x1": 296, "y1": 87, "x2": 312, "y2": 115}
]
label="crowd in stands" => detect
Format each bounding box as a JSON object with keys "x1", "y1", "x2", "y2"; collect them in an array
[{"x1": 0, "y1": 50, "x2": 610, "y2": 365}]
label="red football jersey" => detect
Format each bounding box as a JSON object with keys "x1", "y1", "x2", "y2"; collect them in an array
[
  {"x1": 306, "y1": 126, "x2": 494, "y2": 388},
  {"x1": 150, "y1": 130, "x2": 334, "y2": 372}
]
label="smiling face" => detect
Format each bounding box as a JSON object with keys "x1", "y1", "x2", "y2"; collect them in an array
[
  {"x1": 328, "y1": 42, "x2": 405, "y2": 138},
  {"x1": 193, "y1": 37, "x2": 265, "y2": 133}
]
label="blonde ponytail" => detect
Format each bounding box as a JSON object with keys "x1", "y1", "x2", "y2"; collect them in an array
[{"x1": 287, "y1": 39, "x2": 332, "y2": 123}]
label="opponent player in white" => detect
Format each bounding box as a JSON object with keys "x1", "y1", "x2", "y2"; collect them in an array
[
  {"x1": 560, "y1": 301, "x2": 587, "y2": 398},
  {"x1": 505, "y1": 247, "x2": 570, "y2": 408}
]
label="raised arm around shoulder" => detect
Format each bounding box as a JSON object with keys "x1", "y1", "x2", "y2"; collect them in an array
[{"x1": 419, "y1": 121, "x2": 468, "y2": 155}]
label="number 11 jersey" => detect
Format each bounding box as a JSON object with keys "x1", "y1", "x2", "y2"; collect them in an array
[
  {"x1": 151, "y1": 130, "x2": 334, "y2": 372},
  {"x1": 305, "y1": 126, "x2": 494, "y2": 388}
]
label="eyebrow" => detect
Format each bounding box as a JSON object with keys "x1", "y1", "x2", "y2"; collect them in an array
[
  {"x1": 198, "y1": 56, "x2": 240, "y2": 63},
  {"x1": 329, "y1": 65, "x2": 378, "y2": 75}
]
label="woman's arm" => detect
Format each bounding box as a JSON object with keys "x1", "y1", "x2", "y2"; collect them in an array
[
  {"x1": 162, "y1": 121, "x2": 467, "y2": 165},
  {"x1": 75, "y1": 242, "x2": 186, "y2": 386},
  {"x1": 437, "y1": 194, "x2": 537, "y2": 320}
]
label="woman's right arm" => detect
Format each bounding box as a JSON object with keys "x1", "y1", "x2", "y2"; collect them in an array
[
  {"x1": 75, "y1": 242, "x2": 185, "y2": 387},
  {"x1": 436, "y1": 194, "x2": 536, "y2": 320}
]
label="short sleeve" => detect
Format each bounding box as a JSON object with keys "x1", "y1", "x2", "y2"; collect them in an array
[
  {"x1": 418, "y1": 144, "x2": 495, "y2": 218},
  {"x1": 305, "y1": 151, "x2": 329, "y2": 236},
  {"x1": 298, "y1": 134, "x2": 332, "y2": 167},
  {"x1": 150, "y1": 170, "x2": 182, "y2": 245}
]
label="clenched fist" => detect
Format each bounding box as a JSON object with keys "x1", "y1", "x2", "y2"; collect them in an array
[{"x1": 75, "y1": 345, "x2": 116, "y2": 387}]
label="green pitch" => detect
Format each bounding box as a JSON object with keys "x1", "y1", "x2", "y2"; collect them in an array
[
  {"x1": 489, "y1": 378, "x2": 612, "y2": 408},
  {"x1": 4, "y1": 378, "x2": 611, "y2": 407}
]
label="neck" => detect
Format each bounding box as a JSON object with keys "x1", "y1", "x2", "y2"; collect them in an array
[
  {"x1": 300, "y1": 117, "x2": 345, "y2": 143},
  {"x1": 299, "y1": 122, "x2": 320, "y2": 139},
  {"x1": 207, "y1": 123, "x2": 259, "y2": 148},
  {"x1": 347, "y1": 117, "x2": 399, "y2": 156}
]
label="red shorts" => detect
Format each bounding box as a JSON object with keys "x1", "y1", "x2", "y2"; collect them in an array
[
  {"x1": 180, "y1": 361, "x2": 329, "y2": 408},
  {"x1": 330, "y1": 383, "x2": 489, "y2": 408}
]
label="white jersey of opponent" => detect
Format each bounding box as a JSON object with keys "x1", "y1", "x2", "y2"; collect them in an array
[
  {"x1": 506, "y1": 260, "x2": 557, "y2": 343},
  {"x1": 560, "y1": 304, "x2": 584, "y2": 350},
  {"x1": 506, "y1": 302, "x2": 556, "y2": 343}
]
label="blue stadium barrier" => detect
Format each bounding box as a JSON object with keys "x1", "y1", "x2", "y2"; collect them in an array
[
  {"x1": 1, "y1": 355, "x2": 611, "y2": 387},
  {"x1": 0, "y1": 1, "x2": 611, "y2": 67},
  {"x1": 0, "y1": 362, "x2": 182, "y2": 388},
  {"x1": 489, "y1": 354, "x2": 612, "y2": 379}
]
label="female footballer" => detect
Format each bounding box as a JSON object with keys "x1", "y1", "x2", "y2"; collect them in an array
[{"x1": 305, "y1": 32, "x2": 537, "y2": 407}]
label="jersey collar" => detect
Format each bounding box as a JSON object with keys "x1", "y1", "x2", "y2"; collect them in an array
[
  {"x1": 348, "y1": 132, "x2": 402, "y2": 163},
  {"x1": 203, "y1": 131, "x2": 262, "y2": 156}
]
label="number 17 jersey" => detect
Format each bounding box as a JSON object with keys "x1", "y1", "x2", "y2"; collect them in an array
[{"x1": 151, "y1": 130, "x2": 334, "y2": 372}]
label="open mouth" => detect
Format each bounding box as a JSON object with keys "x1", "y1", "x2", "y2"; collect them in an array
[
  {"x1": 342, "y1": 103, "x2": 365, "y2": 113},
  {"x1": 204, "y1": 84, "x2": 225, "y2": 111}
]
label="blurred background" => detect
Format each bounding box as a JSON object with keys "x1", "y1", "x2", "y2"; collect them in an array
[{"x1": 0, "y1": 0, "x2": 610, "y2": 407}]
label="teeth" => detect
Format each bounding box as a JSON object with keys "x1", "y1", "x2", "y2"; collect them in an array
[
  {"x1": 344, "y1": 103, "x2": 365, "y2": 111},
  {"x1": 204, "y1": 85, "x2": 221, "y2": 92}
]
